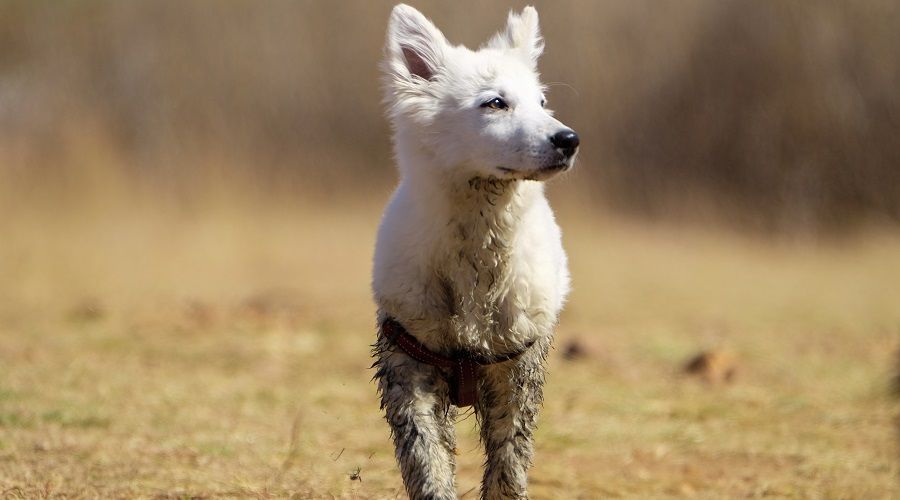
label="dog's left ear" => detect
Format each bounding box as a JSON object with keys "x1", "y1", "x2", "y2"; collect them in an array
[{"x1": 486, "y1": 6, "x2": 544, "y2": 68}]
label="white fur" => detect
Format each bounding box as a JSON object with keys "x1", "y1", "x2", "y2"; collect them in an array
[
  {"x1": 372, "y1": 5, "x2": 578, "y2": 498},
  {"x1": 374, "y1": 4, "x2": 574, "y2": 350}
]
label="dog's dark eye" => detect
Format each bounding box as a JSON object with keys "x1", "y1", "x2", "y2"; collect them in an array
[
  {"x1": 540, "y1": 98, "x2": 547, "y2": 108},
  {"x1": 481, "y1": 97, "x2": 509, "y2": 110}
]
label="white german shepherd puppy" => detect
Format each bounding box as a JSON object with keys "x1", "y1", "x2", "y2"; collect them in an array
[{"x1": 372, "y1": 5, "x2": 579, "y2": 499}]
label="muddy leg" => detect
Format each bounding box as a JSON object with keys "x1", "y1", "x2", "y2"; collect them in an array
[
  {"x1": 375, "y1": 347, "x2": 458, "y2": 500},
  {"x1": 477, "y1": 342, "x2": 549, "y2": 500}
]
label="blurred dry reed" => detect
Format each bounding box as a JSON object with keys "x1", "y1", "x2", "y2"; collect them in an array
[{"x1": 0, "y1": 0, "x2": 898, "y2": 233}]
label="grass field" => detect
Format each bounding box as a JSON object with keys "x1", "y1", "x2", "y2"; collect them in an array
[{"x1": 1, "y1": 196, "x2": 898, "y2": 498}]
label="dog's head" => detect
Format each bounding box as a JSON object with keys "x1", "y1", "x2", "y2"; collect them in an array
[{"x1": 384, "y1": 4, "x2": 579, "y2": 181}]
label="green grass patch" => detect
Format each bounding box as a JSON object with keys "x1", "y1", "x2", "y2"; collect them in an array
[{"x1": 40, "y1": 409, "x2": 111, "y2": 429}]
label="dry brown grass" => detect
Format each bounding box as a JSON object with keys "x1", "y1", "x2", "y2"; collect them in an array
[
  {"x1": 0, "y1": 192, "x2": 897, "y2": 498},
  {"x1": 2, "y1": 2, "x2": 899, "y2": 496}
]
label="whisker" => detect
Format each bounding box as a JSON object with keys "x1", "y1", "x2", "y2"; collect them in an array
[{"x1": 544, "y1": 81, "x2": 580, "y2": 97}]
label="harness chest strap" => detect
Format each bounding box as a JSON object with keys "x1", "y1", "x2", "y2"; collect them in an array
[{"x1": 381, "y1": 318, "x2": 533, "y2": 407}]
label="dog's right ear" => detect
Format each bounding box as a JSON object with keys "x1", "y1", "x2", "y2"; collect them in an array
[{"x1": 385, "y1": 4, "x2": 447, "y2": 82}]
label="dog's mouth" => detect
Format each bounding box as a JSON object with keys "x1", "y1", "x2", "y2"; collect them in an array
[
  {"x1": 539, "y1": 163, "x2": 570, "y2": 173},
  {"x1": 497, "y1": 162, "x2": 571, "y2": 180}
]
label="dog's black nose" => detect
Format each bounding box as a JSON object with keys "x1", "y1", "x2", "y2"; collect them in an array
[{"x1": 550, "y1": 129, "x2": 580, "y2": 156}]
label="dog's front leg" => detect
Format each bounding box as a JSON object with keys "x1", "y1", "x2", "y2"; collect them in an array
[
  {"x1": 376, "y1": 349, "x2": 458, "y2": 500},
  {"x1": 477, "y1": 340, "x2": 550, "y2": 500}
]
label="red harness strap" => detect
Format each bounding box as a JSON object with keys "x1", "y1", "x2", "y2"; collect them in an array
[{"x1": 381, "y1": 317, "x2": 533, "y2": 407}]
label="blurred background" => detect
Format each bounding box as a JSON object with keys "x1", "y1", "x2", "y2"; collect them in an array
[
  {"x1": 1, "y1": 1, "x2": 898, "y2": 497},
  {"x1": 2, "y1": 0, "x2": 898, "y2": 232}
]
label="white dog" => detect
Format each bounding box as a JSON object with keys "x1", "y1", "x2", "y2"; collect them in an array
[{"x1": 371, "y1": 5, "x2": 578, "y2": 499}]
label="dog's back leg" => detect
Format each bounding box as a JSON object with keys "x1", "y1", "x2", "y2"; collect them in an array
[
  {"x1": 375, "y1": 347, "x2": 458, "y2": 499},
  {"x1": 477, "y1": 339, "x2": 551, "y2": 500}
]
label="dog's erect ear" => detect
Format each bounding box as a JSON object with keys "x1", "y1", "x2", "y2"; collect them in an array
[
  {"x1": 486, "y1": 6, "x2": 544, "y2": 68},
  {"x1": 386, "y1": 4, "x2": 448, "y2": 82}
]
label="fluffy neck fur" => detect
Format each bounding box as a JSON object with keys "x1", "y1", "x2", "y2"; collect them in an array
[{"x1": 397, "y1": 139, "x2": 544, "y2": 354}]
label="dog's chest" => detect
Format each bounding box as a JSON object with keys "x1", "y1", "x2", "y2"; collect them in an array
[{"x1": 433, "y1": 184, "x2": 550, "y2": 351}]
